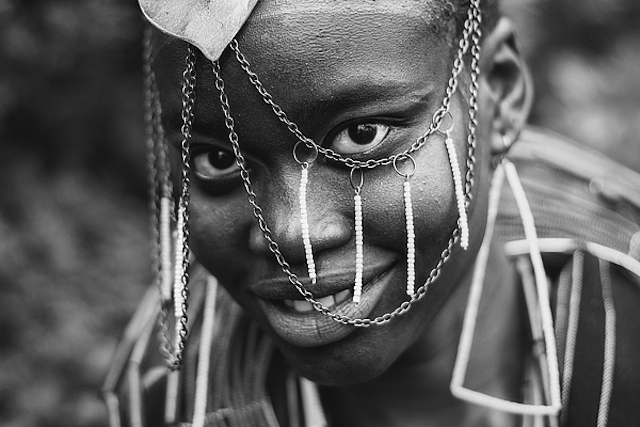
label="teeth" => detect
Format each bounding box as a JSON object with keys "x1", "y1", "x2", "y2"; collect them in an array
[
  {"x1": 284, "y1": 289, "x2": 354, "y2": 313},
  {"x1": 293, "y1": 300, "x2": 313, "y2": 312},
  {"x1": 334, "y1": 289, "x2": 351, "y2": 304},
  {"x1": 317, "y1": 295, "x2": 335, "y2": 307}
]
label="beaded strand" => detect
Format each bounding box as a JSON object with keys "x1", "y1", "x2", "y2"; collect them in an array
[
  {"x1": 159, "y1": 197, "x2": 174, "y2": 301},
  {"x1": 393, "y1": 155, "x2": 417, "y2": 297},
  {"x1": 299, "y1": 165, "x2": 317, "y2": 284},
  {"x1": 294, "y1": 141, "x2": 319, "y2": 285},
  {"x1": 354, "y1": 193, "x2": 364, "y2": 304},
  {"x1": 351, "y1": 168, "x2": 364, "y2": 304},
  {"x1": 445, "y1": 133, "x2": 470, "y2": 250},
  {"x1": 404, "y1": 180, "x2": 416, "y2": 296}
]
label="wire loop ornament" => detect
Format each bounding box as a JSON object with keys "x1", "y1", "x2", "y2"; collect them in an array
[{"x1": 450, "y1": 159, "x2": 562, "y2": 417}]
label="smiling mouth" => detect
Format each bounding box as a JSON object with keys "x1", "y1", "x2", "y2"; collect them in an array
[
  {"x1": 254, "y1": 262, "x2": 398, "y2": 347},
  {"x1": 283, "y1": 288, "x2": 352, "y2": 313}
]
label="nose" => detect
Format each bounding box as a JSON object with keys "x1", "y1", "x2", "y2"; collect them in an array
[{"x1": 248, "y1": 164, "x2": 353, "y2": 268}]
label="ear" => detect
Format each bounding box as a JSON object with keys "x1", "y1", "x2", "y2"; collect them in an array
[{"x1": 478, "y1": 17, "x2": 533, "y2": 154}]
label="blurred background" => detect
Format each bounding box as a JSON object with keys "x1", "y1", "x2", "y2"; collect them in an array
[{"x1": 0, "y1": 0, "x2": 638, "y2": 426}]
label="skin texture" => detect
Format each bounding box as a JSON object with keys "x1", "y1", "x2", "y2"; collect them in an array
[{"x1": 153, "y1": 0, "x2": 533, "y2": 424}]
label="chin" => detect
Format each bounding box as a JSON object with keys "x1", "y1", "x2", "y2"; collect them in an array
[{"x1": 271, "y1": 319, "x2": 410, "y2": 386}]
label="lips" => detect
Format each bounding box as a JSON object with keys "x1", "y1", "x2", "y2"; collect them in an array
[{"x1": 252, "y1": 262, "x2": 397, "y2": 347}]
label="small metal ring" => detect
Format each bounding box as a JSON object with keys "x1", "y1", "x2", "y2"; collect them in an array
[
  {"x1": 350, "y1": 167, "x2": 364, "y2": 191},
  {"x1": 436, "y1": 110, "x2": 454, "y2": 134},
  {"x1": 392, "y1": 154, "x2": 417, "y2": 179},
  {"x1": 293, "y1": 140, "x2": 318, "y2": 165}
]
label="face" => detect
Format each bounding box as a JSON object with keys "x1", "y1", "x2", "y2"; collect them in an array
[{"x1": 153, "y1": 0, "x2": 494, "y2": 385}]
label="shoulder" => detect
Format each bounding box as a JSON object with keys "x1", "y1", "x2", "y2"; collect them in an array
[
  {"x1": 497, "y1": 126, "x2": 640, "y2": 256},
  {"x1": 496, "y1": 127, "x2": 640, "y2": 426}
]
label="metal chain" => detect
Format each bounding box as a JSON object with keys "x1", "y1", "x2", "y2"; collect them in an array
[
  {"x1": 145, "y1": 40, "x2": 197, "y2": 369},
  {"x1": 143, "y1": 28, "x2": 177, "y2": 365},
  {"x1": 213, "y1": 60, "x2": 459, "y2": 326},
  {"x1": 228, "y1": 0, "x2": 479, "y2": 172},
  {"x1": 202, "y1": 2, "x2": 483, "y2": 326},
  {"x1": 464, "y1": 0, "x2": 482, "y2": 207},
  {"x1": 167, "y1": 45, "x2": 197, "y2": 369}
]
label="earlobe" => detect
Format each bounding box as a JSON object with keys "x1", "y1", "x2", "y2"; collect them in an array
[{"x1": 479, "y1": 18, "x2": 533, "y2": 154}]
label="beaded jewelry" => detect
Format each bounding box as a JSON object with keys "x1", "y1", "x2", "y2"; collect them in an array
[
  {"x1": 350, "y1": 168, "x2": 365, "y2": 304},
  {"x1": 206, "y1": 0, "x2": 483, "y2": 326},
  {"x1": 444, "y1": 122, "x2": 470, "y2": 250},
  {"x1": 144, "y1": 28, "x2": 196, "y2": 370},
  {"x1": 293, "y1": 141, "x2": 319, "y2": 285},
  {"x1": 146, "y1": 0, "x2": 483, "y2": 330},
  {"x1": 393, "y1": 155, "x2": 417, "y2": 297}
]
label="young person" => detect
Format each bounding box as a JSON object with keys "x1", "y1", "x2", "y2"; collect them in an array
[{"x1": 104, "y1": 1, "x2": 640, "y2": 425}]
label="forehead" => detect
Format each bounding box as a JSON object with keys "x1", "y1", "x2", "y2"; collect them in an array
[
  {"x1": 151, "y1": 0, "x2": 454, "y2": 136},
  {"x1": 152, "y1": 0, "x2": 452, "y2": 62},
  {"x1": 246, "y1": 0, "x2": 450, "y2": 33}
]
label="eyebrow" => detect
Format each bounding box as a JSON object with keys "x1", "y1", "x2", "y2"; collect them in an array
[{"x1": 296, "y1": 77, "x2": 437, "y2": 131}]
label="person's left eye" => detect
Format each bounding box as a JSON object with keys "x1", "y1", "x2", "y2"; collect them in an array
[{"x1": 328, "y1": 123, "x2": 390, "y2": 155}]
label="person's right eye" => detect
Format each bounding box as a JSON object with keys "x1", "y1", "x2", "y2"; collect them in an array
[{"x1": 191, "y1": 146, "x2": 243, "y2": 195}]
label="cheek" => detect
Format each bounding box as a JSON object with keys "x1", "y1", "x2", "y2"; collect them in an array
[
  {"x1": 363, "y1": 143, "x2": 457, "y2": 256},
  {"x1": 188, "y1": 192, "x2": 252, "y2": 285}
]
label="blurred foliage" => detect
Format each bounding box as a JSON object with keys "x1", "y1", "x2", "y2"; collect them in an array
[{"x1": 0, "y1": 0, "x2": 639, "y2": 426}]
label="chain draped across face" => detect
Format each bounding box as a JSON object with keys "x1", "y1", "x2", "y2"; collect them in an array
[{"x1": 146, "y1": 0, "x2": 482, "y2": 367}]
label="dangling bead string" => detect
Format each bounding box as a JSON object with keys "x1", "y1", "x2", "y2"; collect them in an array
[
  {"x1": 159, "y1": 199, "x2": 174, "y2": 300},
  {"x1": 393, "y1": 155, "x2": 417, "y2": 297},
  {"x1": 404, "y1": 182, "x2": 416, "y2": 296},
  {"x1": 444, "y1": 126, "x2": 470, "y2": 250},
  {"x1": 152, "y1": 71, "x2": 175, "y2": 303},
  {"x1": 351, "y1": 167, "x2": 364, "y2": 304},
  {"x1": 293, "y1": 141, "x2": 319, "y2": 285}
]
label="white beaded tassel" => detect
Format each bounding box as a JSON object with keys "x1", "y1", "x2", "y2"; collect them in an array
[
  {"x1": 353, "y1": 192, "x2": 364, "y2": 304},
  {"x1": 404, "y1": 180, "x2": 416, "y2": 297},
  {"x1": 159, "y1": 196, "x2": 174, "y2": 302},
  {"x1": 299, "y1": 165, "x2": 317, "y2": 284},
  {"x1": 173, "y1": 203, "x2": 187, "y2": 352},
  {"x1": 445, "y1": 133, "x2": 470, "y2": 250}
]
